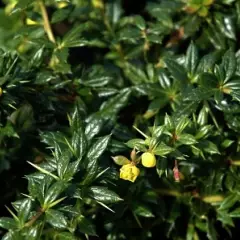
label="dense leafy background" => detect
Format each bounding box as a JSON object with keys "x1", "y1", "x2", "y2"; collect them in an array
[{"x1": 1, "y1": 0, "x2": 240, "y2": 239}]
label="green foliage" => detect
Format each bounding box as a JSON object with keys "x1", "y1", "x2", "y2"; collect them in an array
[{"x1": 1, "y1": 0, "x2": 240, "y2": 239}]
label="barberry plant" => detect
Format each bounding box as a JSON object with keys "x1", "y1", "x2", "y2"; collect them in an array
[{"x1": 1, "y1": 0, "x2": 240, "y2": 239}]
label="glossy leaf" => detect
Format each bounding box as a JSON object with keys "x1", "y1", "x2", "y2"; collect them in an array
[
  {"x1": 78, "y1": 215, "x2": 97, "y2": 236},
  {"x1": 44, "y1": 181, "x2": 67, "y2": 206},
  {"x1": 45, "y1": 209, "x2": 68, "y2": 229},
  {"x1": 132, "y1": 203, "x2": 154, "y2": 218},
  {"x1": 221, "y1": 49, "x2": 236, "y2": 82},
  {"x1": 185, "y1": 42, "x2": 198, "y2": 76},
  {"x1": 18, "y1": 198, "x2": 32, "y2": 224},
  {"x1": 0, "y1": 218, "x2": 17, "y2": 230},
  {"x1": 178, "y1": 134, "x2": 197, "y2": 145},
  {"x1": 164, "y1": 58, "x2": 188, "y2": 84},
  {"x1": 153, "y1": 143, "x2": 174, "y2": 156},
  {"x1": 125, "y1": 139, "x2": 147, "y2": 151},
  {"x1": 87, "y1": 135, "x2": 111, "y2": 161},
  {"x1": 87, "y1": 186, "x2": 122, "y2": 204}
]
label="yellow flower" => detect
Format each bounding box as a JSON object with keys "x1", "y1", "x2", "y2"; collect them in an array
[
  {"x1": 0, "y1": 87, "x2": 2, "y2": 97},
  {"x1": 120, "y1": 163, "x2": 140, "y2": 182},
  {"x1": 141, "y1": 152, "x2": 156, "y2": 168}
]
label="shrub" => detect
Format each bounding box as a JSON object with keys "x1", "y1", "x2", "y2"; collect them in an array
[{"x1": 1, "y1": 0, "x2": 240, "y2": 239}]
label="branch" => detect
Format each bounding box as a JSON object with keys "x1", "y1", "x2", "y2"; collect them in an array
[{"x1": 25, "y1": 209, "x2": 44, "y2": 227}]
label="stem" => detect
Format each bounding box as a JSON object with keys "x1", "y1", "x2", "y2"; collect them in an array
[
  {"x1": 101, "y1": 5, "x2": 126, "y2": 64},
  {"x1": 155, "y1": 188, "x2": 183, "y2": 197},
  {"x1": 25, "y1": 209, "x2": 44, "y2": 227},
  {"x1": 38, "y1": 0, "x2": 56, "y2": 43},
  {"x1": 133, "y1": 125, "x2": 149, "y2": 139},
  {"x1": 5, "y1": 56, "x2": 18, "y2": 76},
  {"x1": 132, "y1": 211, "x2": 142, "y2": 228},
  {"x1": 155, "y1": 188, "x2": 224, "y2": 203}
]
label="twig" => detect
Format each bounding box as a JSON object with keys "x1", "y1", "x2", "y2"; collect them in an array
[
  {"x1": 25, "y1": 209, "x2": 44, "y2": 227},
  {"x1": 38, "y1": 0, "x2": 56, "y2": 43}
]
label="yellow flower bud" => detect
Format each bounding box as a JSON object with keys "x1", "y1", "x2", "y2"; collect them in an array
[
  {"x1": 57, "y1": 1, "x2": 68, "y2": 8},
  {"x1": 198, "y1": 6, "x2": 208, "y2": 17},
  {"x1": 49, "y1": 55, "x2": 60, "y2": 69},
  {"x1": 91, "y1": 0, "x2": 104, "y2": 9},
  {"x1": 203, "y1": 0, "x2": 214, "y2": 6},
  {"x1": 26, "y1": 18, "x2": 38, "y2": 26},
  {"x1": 120, "y1": 163, "x2": 140, "y2": 182},
  {"x1": 141, "y1": 152, "x2": 156, "y2": 168},
  {"x1": 0, "y1": 87, "x2": 2, "y2": 97},
  {"x1": 130, "y1": 148, "x2": 137, "y2": 161}
]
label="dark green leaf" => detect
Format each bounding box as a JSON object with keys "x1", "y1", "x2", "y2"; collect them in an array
[
  {"x1": 132, "y1": 203, "x2": 154, "y2": 218},
  {"x1": 56, "y1": 232, "x2": 76, "y2": 240},
  {"x1": 106, "y1": 0, "x2": 123, "y2": 24},
  {"x1": 218, "y1": 194, "x2": 239, "y2": 211},
  {"x1": 158, "y1": 69, "x2": 171, "y2": 88},
  {"x1": 197, "y1": 105, "x2": 209, "y2": 126},
  {"x1": 217, "y1": 210, "x2": 234, "y2": 227},
  {"x1": 186, "y1": 223, "x2": 196, "y2": 240},
  {"x1": 82, "y1": 77, "x2": 112, "y2": 88},
  {"x1": 85, "y1": 116, "x2": 104, "y2": 141},
  {"x1": 44, "y1": 181, "x2": 67, "y2": 206},
  {"x1": 215, "y1": 14, "x2": 236, "y2": 41},
  {"x1": 178, "y1": 134, "x2": 197, "y2": 145},
  {"x1": 124, "y1": 63, "x2": 148, "y2": 84},
  {"x1": 207, "y1": 220, "x2": 218, "y2": 240},
  {"x1": 229, "y1": 207, "x2": 240, "y2": 218},
  {"x1": 153, "y1": 143, "x2": 174, "y2": 156},
  {"x1": 185, "y1": 42, "x2": 198, "y2": 76},
  {"x1": 87, "y1": 135, "x2": 111, "y2": 161},
  {"x1": 9, "y1": 104, "x2": 34, "y2": 132},
  {"x1": 195, "y1": 125, "x2": 212, "y2": 139},
  {"x1": 221, "y1": 139, "x2": 234, "y2": 149},
  {"x1": 78, "y1": 215, "x2": 97, "y2": 236},
  {"x1": 0, "y1": 218, "x2": 17, "y2": 230},
  {"x1": 221, "y1": 49, "x2": 236, "y2": 82},
  {"x1": 135, "y1": 15, "x2": 146, "y2": 30},
  {"x1": 81, "y1": 158, "x2": 98, "y2": 185},
  {"x1": 27, "y1": 177, "x2": 45, "y2": 205},
  {"x1": 57, "y1": 151, "x2": 70, "y2": 179},
  {"x1": 164, "y1": 58, "x2": 188, "y2": 84},
  {"x1": 18, "y1": 198, "x2": 32, "y2": 224},
  {"x1": 25, "y1": 224, "x2": 41, "y2": 240},
  {"x1": 147, "y1": 34, "x2": 162, "y2": 44},
  {"x1": 87, "y1": 186, "x2": 122, "y2": 203},
  {"x1": 51, "y1": 8, "x2": 71, "y2": 24},
  {"x1": 156, "y1": 158, "x2": 168, "y2": 177},
  {"x1": 71, "y1": 127, "x2": 87, "y2": 160},
  {"x1": 45, "y1": 209, "x2": 67, "y2": 229},
  {"x1": 125, "y1": 138, "x2": 147, "y2": 151},
  {"x1": 100, "y1": 88, "x2": 131, "y2": 116},
  {"x1": 175, "y1": 118, "x2": 190, "y2": 135},
  {"x1": 61, "y1": 23, "x2": 93, "y2": 48},
  {"x1": 198, "y1": 140, "x2": 220, "y2": 155}
]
